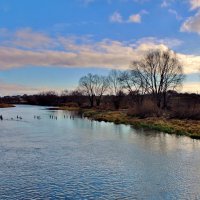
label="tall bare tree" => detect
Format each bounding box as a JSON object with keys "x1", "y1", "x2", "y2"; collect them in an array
[{"x1": 132, "y1": 49, "x2": 185, "y2": 108}]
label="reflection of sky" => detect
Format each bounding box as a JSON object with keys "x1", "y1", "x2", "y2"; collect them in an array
[{"x1": 42, "y1": 108, "x2": 200, "y2": 154}]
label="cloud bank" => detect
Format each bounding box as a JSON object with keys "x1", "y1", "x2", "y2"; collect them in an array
[{"x1": 0, "y1": 28, "x2": 199, "y2": 75}]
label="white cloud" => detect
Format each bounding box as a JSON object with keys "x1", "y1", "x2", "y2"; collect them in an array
[
  {"x1": 0, "y1": 28, "x2": 199, "y2": 76},
  {"x1": 128, "y1": 14, "x2": 141, "y2": 23},
  {"x1": 110, "y1": 10, "x2": 148, "y2": 24},
  {"x1": 161, "y1": 0, "x2": 175, "y2": 8},
  {"x1": 189, "y1": 0, "x2": 200, "y2": 10},
  {"x1": 0, "y1": 80, "x2": 69, "y2": 96},
  {"x1": 181, "y1": 11, "x2": 200, "y2": 34},
  {"x1": 180, "y1": 1, "x2": 200, "y2": 35},
  {"x1": 182, "y1": 82, "x2": 200, "y2": 93},
  {"x1": 136, "y1": 37, "x2": 183, "y2": 48},
  {"x1": 13, "y1": 28, "x2": 54, "y2": 49},
  {"x1": 168, "y1": 9, "x2": 182, "y2": 20},
  {"x1": 110, "y1": 11, "x2": 123, "y2": 23},
  {"x1": 0, "y1": 81, "x2": 54, "y2": 96},
  {"x1": 161, "y1": 0, "x2": 170, "y2": 8},
  {"x1": 0, "y1": 28, "x2": 56, "y2": 49}
]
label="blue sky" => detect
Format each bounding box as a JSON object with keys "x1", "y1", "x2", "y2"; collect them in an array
[{"x1": 0, "y1": 0, "x2": 199, "y2": 95}]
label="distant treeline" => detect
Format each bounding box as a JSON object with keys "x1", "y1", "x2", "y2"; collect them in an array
[{"x1": 0, "y1": 91, "x2": 200, "y2": 119}]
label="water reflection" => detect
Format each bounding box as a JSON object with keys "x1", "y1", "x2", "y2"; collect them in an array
[{"x1": 0, "y1": 105, "x2": 200, "y2": 199}]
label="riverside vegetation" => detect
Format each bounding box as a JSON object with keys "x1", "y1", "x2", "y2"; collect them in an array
[{"x1": 56, "y1": 104, "x2": 200, "y2": 139}]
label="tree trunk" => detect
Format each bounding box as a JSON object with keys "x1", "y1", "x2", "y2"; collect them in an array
[
  {"x1": 96, "y1": 97, "x2": 101, "y2": 107},
  {"x1": 162, "y1": 92, "x2": 167, "y2": 109},
  {"x1": 89, "y1": 96, "x2": 94, "y2": 107},
  {"x1": 156, "y1": 94, "x2": 162, "y2": 108}
]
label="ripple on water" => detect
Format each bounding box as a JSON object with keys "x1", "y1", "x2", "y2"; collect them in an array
[{"x1": 0, "y1": 105, "x2": 200, "y2": 199}]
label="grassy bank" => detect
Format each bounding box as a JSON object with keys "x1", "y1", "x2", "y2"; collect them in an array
[
  {"x1": 0, "y1": 104, "x2": 15, "y2": 108},
  {"x1": 58, "y1": 106, "x2": 200, "y2": 139}
]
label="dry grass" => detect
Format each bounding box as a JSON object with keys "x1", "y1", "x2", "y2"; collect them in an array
[
  {"x1": 83, "y1": 109, "x2": 200, "y2": 138},
  {"x1": 127, "y1": 99, "x2": 162, "y2": 118},
  {"x1": 49, "y1": 106, "x2": 80, "y2": 111},
  {"x1": 0, "y1": 104, "x2": 15, "y2": 108},
  {"x1": 58, "y1": 106, "x2": 200, "y2": 139},
  {"x1": 83, "y1": 109, "x2": 127, "y2": 124},
  {"x1": 170, "y1": 103, "x2": 200, "y2": 120}
]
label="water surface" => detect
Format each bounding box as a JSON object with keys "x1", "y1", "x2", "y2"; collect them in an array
[{"x1": 0, "y1": 105, "x2": 200, "y2": 199}]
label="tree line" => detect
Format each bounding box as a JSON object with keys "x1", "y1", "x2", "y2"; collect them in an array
[{"x1": 78, "y1": 49, "x2": 185, "y2": 109}]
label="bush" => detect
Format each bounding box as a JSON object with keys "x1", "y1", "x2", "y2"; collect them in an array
[
  {"x1": 127, "y1": 99, "x2": 162, "y2": 118},
  {"x1": 170, "y1": 103, "x2": 200, "y2": 120},
  {"x1": 62, "y1": 102, "x2": 79, "y2": 108}
]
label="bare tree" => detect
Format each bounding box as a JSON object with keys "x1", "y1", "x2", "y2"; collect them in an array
[
  {"x1": 69, "y1": 90, "x2": 84, "y2": 107},
  {"x1": 61, "y1": 90, "x2": 69, "y2": 96},
  {"x1": 132, "y1": 49, "x2": 185, "y2": 108},
  {"x1": 93, "y1": 75, "x2": 109, "y2": 106},
  {"x1": 119, "y1": 70, "x2": 146, "y2": 104},
  {"x1": 108, "y1": 70, "x2": 124, "y2": 109},
  {"x1": 79, "y1": 73, "x2": 95, "y2": 107},
  {"x1": 79, "y1": 73, "x2": 109, "y2": 107},
  {"x1": 37, "y1": 91, "x2": 58, "y2": 106},
  {"x1": 60, "y1": 90, "x2": 69, "y2": 103}
]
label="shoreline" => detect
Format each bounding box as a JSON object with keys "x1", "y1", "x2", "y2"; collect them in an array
[
  {"x1": 56, "y1": 106, "x2": 200, "y2": 139},
  {"x1": 0, "y1": 104, "x2": 15, "y2": 108}
]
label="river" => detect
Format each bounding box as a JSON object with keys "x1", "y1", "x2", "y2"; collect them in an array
[{"x1": 0, "y1": 105, "x2": 200, "y2": 199}]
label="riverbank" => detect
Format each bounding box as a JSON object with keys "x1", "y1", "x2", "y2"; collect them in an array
[
  {"x1": 56, "y1": 106, "x2": 200, "y2": 139},
  {"x1": 0, "y1": 104, "x2": 15, "y2": 108}
]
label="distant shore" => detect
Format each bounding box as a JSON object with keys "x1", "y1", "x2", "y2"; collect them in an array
[
  {"x1": 55, "y1": 106, "x2": 200, "y2": 140},
  {"x1": 0, "y1": 104, "x2": 15, "y2": 108}
]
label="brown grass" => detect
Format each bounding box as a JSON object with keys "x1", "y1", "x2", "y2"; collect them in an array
[
  {"x1": 82, "y1": 109, "x2": 200, "y2": 138},
  {"x1": 0, "y1": 104, "x2": 15, "y2": 108},
  {"x1": 58, "y1": 106, "x2": 200, "y2": 139},
  {"x1": 127, "y1": 99, "x2": 162, "y2": 118},
  {"x1": 170, "y1": 103, "x2": 200, "y2": 120}
]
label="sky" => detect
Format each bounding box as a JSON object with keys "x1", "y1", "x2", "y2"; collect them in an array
[{"x1": 0, "y1": 0, "x2": 200, "y2": 95}]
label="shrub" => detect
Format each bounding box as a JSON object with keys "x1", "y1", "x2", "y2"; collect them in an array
[
  {"x1": 63, "y1": 102, "x2": 79, "y2": 108},
  {"x1": 170, "y1": 103, "x2": 200, "y2": 120},
  {"x1": 127, "y1": 99, "x2": 162, "y2": 118}
]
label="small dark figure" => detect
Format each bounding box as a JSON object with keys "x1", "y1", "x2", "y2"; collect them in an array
[{"x1": 0, "y1": 115, "x2": 3, "y2": 120}]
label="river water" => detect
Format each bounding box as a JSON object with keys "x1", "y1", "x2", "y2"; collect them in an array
[{"x1": 0, "y1": 105, "x2": 200, "y2": 199}]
